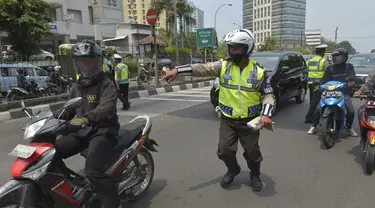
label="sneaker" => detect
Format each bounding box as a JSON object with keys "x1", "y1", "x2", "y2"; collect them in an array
[
  {"x1": 307, "y1": 126, "x2": 316, "y2": 135},
  {"x1": 345, "y1": 128, "x2": 358, "y2": 137}
]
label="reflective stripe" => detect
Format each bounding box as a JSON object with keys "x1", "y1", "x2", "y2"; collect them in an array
[
  {"x1": 118, "y1": 79, "x2": 129, "y2": 84},
  {"x1": 308, "y1": 57, "x2": 324, "y2": 71},
  {"x1": 219, "y1": 82, "x2": 258, "y2": 92},
  {"x1": 223, "y1": 62, "x2": 233, "y2": 84}
]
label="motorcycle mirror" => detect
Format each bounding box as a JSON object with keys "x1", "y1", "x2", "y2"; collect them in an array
[
  {"x1": 64, "y1": 97, "x2": 83, "y2": 110},
  {"x1": 20, "y1": 100, "x2": 26, "y2": 110}
]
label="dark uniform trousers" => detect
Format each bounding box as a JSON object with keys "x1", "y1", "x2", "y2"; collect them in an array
[
  {"x1": 305, "y1": 84, "x2": 322, "y2": 122},
  {"x1": 55, "y1": 134, "x2": 121, "y2": 208},
  {"x1": 118, "y1": 83, "x2": 129, "y2": 107},
  {"x1": 217, "y1": 117, "x2": 262, "y2": 176}
]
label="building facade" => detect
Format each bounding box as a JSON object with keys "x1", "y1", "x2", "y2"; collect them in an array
[
  {"x1": 305, "y1": 29, "x2": 322, "y2": 46},
  {"x1": 242, "y1": 0, "x2": 306, "y2": 49},
  {"x1": 123, "y1": 0, "x2": 167, "y2": 29}
]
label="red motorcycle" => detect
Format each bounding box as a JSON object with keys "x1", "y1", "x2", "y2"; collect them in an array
[
  {"x1": 0, "y1": 97, "x2": 158, "y2": 208},
  {"x1": 356, "y1": 92, "x2": 375, "y2": 174}
]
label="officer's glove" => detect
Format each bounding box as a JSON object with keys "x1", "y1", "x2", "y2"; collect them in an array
[{"x1": 68, "y1": 117, "x2": 89, "y2": 133}]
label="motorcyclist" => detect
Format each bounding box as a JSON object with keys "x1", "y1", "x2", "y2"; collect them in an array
[
  {"x1": 161, "y1": 29, "x2": 275, "y2": 191},
  {"x1": 16, "y1": 68, "x2": 26, "y2": 89},
  {"x1": 75, "y1": 48, "x2": 113, "y2": 81},
  {"x1": 54, "y1": 40, "x2": 122, "y2": 208},
  {"x1": 307, "y1": 48, "x2": 358, "y2": 137},
  {"x1": 114, "y1": 54, "x2": 131, "y2": 110}
]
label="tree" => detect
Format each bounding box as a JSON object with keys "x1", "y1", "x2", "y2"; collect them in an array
[
  {"x1": 0, "y1": 0, "x2": 56, "y2": 59},
  {"x1": 325, "y1": 40, "x2": 356, "y2": 54},
  {"x1": 176, "y1": 0, "x2": 195, "y2": 48},
  {"x1": 258, "y1": 36, "x2": 277, "y2": 51},
  {"x1": 370, "y1": 49, "x2": 375, "y2": 53}
]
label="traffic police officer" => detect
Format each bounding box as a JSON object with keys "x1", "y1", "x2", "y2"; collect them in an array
[
  {"x1": 304, "y1": 44, "x2": 330, "y2": 123},
  {"x1": 161, "y1": 29, "x2": 275, "y2": 192},
  {"x1": 114, "y1": 54, "x2": 131, "y2": 110}
]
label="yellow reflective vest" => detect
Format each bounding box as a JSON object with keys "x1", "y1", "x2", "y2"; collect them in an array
[
  {"x1": 218, "y1": 59, "x2": 265, "y2": 119},
  {"x1": 115, "y1": 63, "x2": 129, "y2": 84},
  {"x1": 307, "y1": 55, "x2": 327, "y2": 84}
]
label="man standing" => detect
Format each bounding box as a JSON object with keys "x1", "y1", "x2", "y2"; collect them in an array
[
  {"x1": 304, "y1": 44, "x2": 330, "y2": 123},
  {"x1": 114, "y1": 54, "x2": 131, "y2": 110},
  {"x1": 161, "y1": 29, "x2": 275, "y2": 191}
]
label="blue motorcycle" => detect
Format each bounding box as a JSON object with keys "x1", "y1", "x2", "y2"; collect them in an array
[{"x1": 319, "y1": 81, "x2": 346, "y2": 149}]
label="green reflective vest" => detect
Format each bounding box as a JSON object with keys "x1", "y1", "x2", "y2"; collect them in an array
[
  {"x1": 218, "y1": 59, "x2": 265, "y2": 119},
  {"x1": 115, "y1": 63, "x2": 129, "y2": 84},
  {"x1": 307, "y1": 55, "x2": 327, "y2": 83}
]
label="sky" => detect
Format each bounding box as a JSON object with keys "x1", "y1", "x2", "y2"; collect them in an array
[{"x1": 191, "y1": 0, "x2": 375, "y2": 53}]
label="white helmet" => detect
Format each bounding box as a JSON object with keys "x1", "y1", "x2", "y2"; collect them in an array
[
  {"x1": 113, "y1": 54, "x2": 122, "y2": 60},
  {"x1": 54, "y1": 65, "x2": 61, "y2": 71},
  {"x1": 224, "y1": 29, "x2": 255, "y2": 56}
]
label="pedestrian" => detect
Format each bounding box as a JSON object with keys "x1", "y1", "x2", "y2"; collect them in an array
[
  {"x1": 114, "y1": 54, "x2": 131, "y2": 110},
  {"x1": 304, "y1": 44, "x2": 330, "y2": 123},
  {"x1": 161, "y1": 29, "x2": 275, "y2": 191}
]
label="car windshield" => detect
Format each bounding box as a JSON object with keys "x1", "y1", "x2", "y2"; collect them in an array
[
  {"x1": 349, "y1": 54, "x2": 375, "y2": 67},
  {"x1": 251, "y1": 55, "x2": 279, "y2": 71}
]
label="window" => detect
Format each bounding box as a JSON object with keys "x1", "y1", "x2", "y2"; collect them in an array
[
  {"x1": 268, "y1": 6, "x2": 270, "y2": 16},
  {"x1": 258, "y1": 8, "x2": 260, "y2": 18},
  {"x1": 25, "y1": 68, "x2": 35, "y2": 76},
  {"x1": 142, "y1": 3, "x2": 144, "y2": 8},
  {"x1": 0, "y1": 68, "x2": 9, "y2": 76},
  {"x1": 143, "y1": 16, "x2": 145, "y2": 20},
  {"x1": 67, "y1": 9, "x2": 82, "y2": 23},
  {"x1": 261, "y1": 8, "x2": 263, "y2": 17},
  {"x1": 128, "y1": 11, "x2": 132, "y2": 15},
  {"x1": 261, "y1": 0, "x2": 263, "y2": 4},
  {"x1": 264, "y1": 7, "x2": 266, "y2": 17},
  {"x1": 260, "y1": 21, "x2": 263, "y2": 30},
  {"x1": 88, "y1": 6, "x2": 94, "y2": 24},
  {"x1": 35, "y1": 68, "x2": 48, "y2": 76},
  {"x1": 279, "y1": 55, "x2": 290, "y2": 69},
  {"x1": 268, "y1": 19, "x2": 270, "y2": 29},
  {"x1": 142, "y1": 10, "x2": 145, "y2": 14},
  {"x1": 254, "y1": 9, "x2": 256, "y2": 18}
]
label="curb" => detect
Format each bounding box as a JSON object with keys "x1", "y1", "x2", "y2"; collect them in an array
[{"x1": 0, "y1": 80, "x2": 214, "y2": 122}]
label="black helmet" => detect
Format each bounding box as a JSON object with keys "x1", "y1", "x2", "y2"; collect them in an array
[
  {"x1": 72, "y1": 40, "x2": 103, "y2": 79},
  {"x1": 332, "y1": 48, "x2": 348, "y2": 65}
]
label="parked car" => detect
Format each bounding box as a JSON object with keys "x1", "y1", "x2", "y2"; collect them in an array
[
  {"x1": 210, "y1": 51, "x2": 308, "y2": 114},
  {"x1": 0, "y1": 63, "x2": 49, "y2": 96},
  {"x1": 29, "y1": 50, "x2": 55, "y2": 61},
  {"x1": 349, "y1": 53, "x2": 375, "y2": 93}
]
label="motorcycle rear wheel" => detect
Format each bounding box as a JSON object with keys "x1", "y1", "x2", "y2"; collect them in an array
[
  {"x1": 321, "y1": 116, "x2": 336, "y2": 149},
  {"x1": 365, "y1": 143, "x2": 375, "y2": 174},
  {"x1": 120, "y1": 147, "x2": 154, "y2": 202}
]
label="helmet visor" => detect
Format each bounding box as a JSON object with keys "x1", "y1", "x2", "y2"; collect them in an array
[
  {"x1": 73, "y1": 57, "x2": 102, "y2": 79},
  {"x1": 332, "y1": 55, "x2": 346, "y2": 64}
]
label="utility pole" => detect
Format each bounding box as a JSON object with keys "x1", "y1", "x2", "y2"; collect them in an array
[
  {"x1": 173, "y1": 0, "x2": 179, "y2": 64},
  {"x1": 334, "y1": 26, "x2": 338, "y2": 43},
  {"x1": 300, "y1": 30, "x2": 303, "y2": 52},
  {"x1": 279, "y1": 0, "x2": 283, "y2": 50}
]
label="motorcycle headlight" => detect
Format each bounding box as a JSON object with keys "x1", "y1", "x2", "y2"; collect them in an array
[
  {"x1": 367, "y1": 117, "x2": 375, "y2": 128},
  {"x1": 326, "y1": 84, "x2": 337, "y2": 91},
  {"x1": 24, "y1": 119, "x2": 46, "y2": 140}
]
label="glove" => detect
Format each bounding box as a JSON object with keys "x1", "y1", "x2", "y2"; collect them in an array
[{"x1": 68, "y1": 117, "x2": 89, "y2": 133}]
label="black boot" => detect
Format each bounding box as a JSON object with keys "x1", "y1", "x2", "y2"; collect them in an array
[
  {"x1": 249, "y1": 162, "x2": 262, "y2": 192},
  {"x1": 220, "y1": 158, "x2": 241, "y2": 188}
]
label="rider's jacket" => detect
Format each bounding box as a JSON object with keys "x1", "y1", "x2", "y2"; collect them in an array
[
  {"x1": 319, "y1": 63, "x2": 356, "y2": 95},
  {"x1": 360, "y1": 69, "x2": 375, "y2": 93}
]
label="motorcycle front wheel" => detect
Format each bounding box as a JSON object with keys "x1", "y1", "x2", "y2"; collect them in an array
[
  {"x1": 321, "y1": 116, "x2": 337, "y2": 149},
  {"x1": 365, "y1": 143, "x2": 375, "y2": 174},
  {"x1": 120, "y1": 147, "x2": 154, "y2": 201}
]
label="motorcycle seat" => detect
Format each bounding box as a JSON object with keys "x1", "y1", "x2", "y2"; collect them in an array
[{"x1": 80, "y1": 119, "x2": 146, "y2": 158}]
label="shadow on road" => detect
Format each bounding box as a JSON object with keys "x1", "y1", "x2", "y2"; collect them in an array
[
  {"x1": 125, "y1": 179, "x2": 167, "y2": 208},
  {"x1": 272, "y1": 100, "x2": 310, "y2": 132},
  {"x1": 347, "y1": 145, "x2": 366, "y2": 175},
  {"x1": 187, "y1": 171, "x2": 277, "y2": 197},
  {"x1": 166, "y1": 102, "x2": 218, "y2": 122}
]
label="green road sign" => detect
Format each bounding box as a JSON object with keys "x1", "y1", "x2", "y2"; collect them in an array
[{"x1": 196, "y1": 28, "x2": 216, "y2": 48}]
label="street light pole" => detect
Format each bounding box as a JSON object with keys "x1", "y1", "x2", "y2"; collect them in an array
[
  {"x1": 233, "y1": 23, "x2": 241, "y2": 29},
  {"x1": 214, "y1": 4, "x2": 232, "y2": 31}
]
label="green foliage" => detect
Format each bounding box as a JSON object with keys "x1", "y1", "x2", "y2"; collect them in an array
[
  {"x1": 215, "y1": 43, "x2": 228, "y2": 59},
  {"x1": 124, "y1": 62, "x2": 138, "y2": 73},
  {"x1": 371, "y1": 49, "x2": 375, "y2": 53},
  {"x1": 58, "y1": 44, "x2": 74, "y2": 55},
  {"x1": 179, "y1": 48, "x2": 191, "y2": 56},
  {"x1": 258, "y1": 36, "x2": 277, "y2": 52},
  {"x1": 0, "y1": 0, "x2": 57, "y2": 58},
  {"x1": 326, "y1": 40, "x2": 356, "y2": 54}
]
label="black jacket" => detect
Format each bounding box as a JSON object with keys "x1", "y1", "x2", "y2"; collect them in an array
[
  {"x1": 319, "y1": 63, "x2": 356, "y2": 95},
  {"x1": 64, "y1": 72, "x2": 120, "y2": 137}
]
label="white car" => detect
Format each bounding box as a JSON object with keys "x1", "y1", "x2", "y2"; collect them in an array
[{"x1": 29, "y1": 50, "x2": 55, "y2": 61}]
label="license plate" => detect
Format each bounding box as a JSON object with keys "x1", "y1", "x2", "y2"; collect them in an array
[{"x1": 8, "y1": 144, "x2": 37, "y2": 159}]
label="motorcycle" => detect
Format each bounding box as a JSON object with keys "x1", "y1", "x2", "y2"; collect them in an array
[
  {"x1": 0, "y1": 97, "x2": 159, "y2": 208},
  {"x1": 354, "y1": 92, "x2": 375, "y2": 174},
  {"x1": 318, "y1": 81, "x2": 346, "y2": 149},
  {"x1": 136, "y1": 67, "x2": 151, "y2": 85},
  {"x1": 47, "y1": 76, "x2": 73, "y2": 95},
  {"x1": 6, "y1": 79, "x2": 45, "y2": 101}
]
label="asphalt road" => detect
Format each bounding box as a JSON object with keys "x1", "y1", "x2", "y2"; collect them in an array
[{"x1": 0, "y1": 87, "x2": 372, "y2": 208}]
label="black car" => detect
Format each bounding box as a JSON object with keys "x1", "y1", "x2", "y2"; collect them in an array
[
  {"x1": 348, "y1": 53, "x2": 375, "y2": 93},
  {"x1": 210, "y1": 51, "x2": 308, "y2": 114}
]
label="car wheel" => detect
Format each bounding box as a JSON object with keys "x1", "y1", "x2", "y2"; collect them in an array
[{"x1": 295, "y1": 86, "x2": 306, "y2": 104}]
